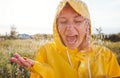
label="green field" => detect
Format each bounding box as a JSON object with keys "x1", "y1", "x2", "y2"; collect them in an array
[{"x1": 0, "y1": 39, "x2": 120, "y2": 78}]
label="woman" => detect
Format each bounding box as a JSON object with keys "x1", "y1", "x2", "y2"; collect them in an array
[{"x1": 10, "y1": 0, "x2": 120, "y2": 78}]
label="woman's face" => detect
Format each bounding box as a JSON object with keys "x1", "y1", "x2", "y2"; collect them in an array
[{"x1": 57, "y1": 4, "x2": 87, "y2": 49}]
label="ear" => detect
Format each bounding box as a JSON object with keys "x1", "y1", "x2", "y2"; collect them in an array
[{"x1": 85, "y1": 19, "x2": 90, "y2": 34}]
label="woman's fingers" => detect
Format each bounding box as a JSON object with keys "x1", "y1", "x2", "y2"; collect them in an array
[
  {"x1": 9, "y1": 53, "x2": 34, "y2": 68},
  {"x1": 14, "y1": 53, "x2": 31, "y2": 67},
  {"x1": 9, "y1": 57, "x2": 24, "y2": 67},
  {"x1": 14, "y1": 53, "x2": 26, "y2": 63}
]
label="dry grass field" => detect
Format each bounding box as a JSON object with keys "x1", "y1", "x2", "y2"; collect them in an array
[{"x1": 0, "y1": 39, "x2": 120, "y2": 78}]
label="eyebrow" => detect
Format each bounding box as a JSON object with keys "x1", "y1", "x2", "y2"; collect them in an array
[
  {"x1": 57, "y1": 16, "x2": 66, "y2": 19},
  {"x1": 74, "y1": 14, "x2": 82, "y2": 18}
]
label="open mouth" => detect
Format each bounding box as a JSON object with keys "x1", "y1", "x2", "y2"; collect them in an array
[{"x1": 66, "y1": 35, "x2": 77, "y2": 44}]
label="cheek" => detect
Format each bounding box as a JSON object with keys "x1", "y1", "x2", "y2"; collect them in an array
[
  {"x1": 58, "y1": 30, "x2": 67, "y2": 46},
  {"x1": 77, "y1": 26, "x2": 86, "y2": 36},
  {"x1": 58, "y1": 27, "x2": 66, "y2": 41},
  {"x1": 77, "y1": 27, "x2": 87, "y2": 43}
]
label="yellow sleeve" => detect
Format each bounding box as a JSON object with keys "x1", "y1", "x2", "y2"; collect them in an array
[
  {"x1": 107, "y1": 51, "x2": 120, "y2": 77},
  {"x1": 29, "y1": 46, "x2": 55, "y2": 78},
  {"x1": 30, "y1": 61, "x2": 55, "y2": 78}
]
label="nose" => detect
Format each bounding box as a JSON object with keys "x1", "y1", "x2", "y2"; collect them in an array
[{"x1": 66, "y1": 23, "x2": 75, "y2": 31}]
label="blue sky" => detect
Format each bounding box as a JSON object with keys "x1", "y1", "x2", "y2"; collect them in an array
[
  {"x1": 85, "y1": 0, "x2": 120, "y2": 34},
  {"x1": 0, "y1": 0, "x2": 120, "y2": 35}
]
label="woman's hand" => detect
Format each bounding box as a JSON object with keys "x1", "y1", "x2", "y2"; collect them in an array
[{"x1": 9, "y1": 53, "x2": 35, "y2": 68}]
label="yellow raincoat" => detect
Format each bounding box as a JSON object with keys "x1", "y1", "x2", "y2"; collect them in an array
[{"x1": 30, "y1": 0, "x2": 120, "y2": 78}]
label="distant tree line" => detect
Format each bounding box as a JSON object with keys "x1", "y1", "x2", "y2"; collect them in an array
[
  {"x1": 104, "y1": 33, "x2": 120, "y2": 42},
  {"x1": 0, "y1": 25, "x2": 53, "y2": 40},
  {"x1": 92, "y1": 27, "x2": 120, "y2": 42},
  {"x1": 0, "y1": 25, "x2": 18, "y2": 40},
  {"x1": 0, "y1": 25, "x2": 119, "y2": 42}
]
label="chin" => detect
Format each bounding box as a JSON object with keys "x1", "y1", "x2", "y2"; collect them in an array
[{"x1": 67, "y1": 45, "x2": 77, "y2": 50}]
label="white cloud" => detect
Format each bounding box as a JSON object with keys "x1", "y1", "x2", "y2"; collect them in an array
[
  {"x1": 0, "y1": 0, "x2": 119, "y2": 34},
  {"x1": 0, "y1": 0, "x2": 61, "y2": 34}
]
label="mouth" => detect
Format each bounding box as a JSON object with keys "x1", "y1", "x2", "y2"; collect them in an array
[{"x1": 66, "y1": 35, "x2": 77, "y2": 45}]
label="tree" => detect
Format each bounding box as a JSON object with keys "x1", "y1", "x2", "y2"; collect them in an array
[
  {"x1": 9, "y1": 25, "x2": 17, "y2": 39},
  {"x1": 96, "y1": 27, "x2": 103, "y2": 39}
]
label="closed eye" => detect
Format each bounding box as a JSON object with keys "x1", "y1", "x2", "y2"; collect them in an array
[
  {"x1": 74, "y1": 21, "x2": 82, "y2": 23},
  {"x1": 59, "y1": 20, "x2": 68, "y2": 25},
  {"x1": 57, "y1": 17, "x2": 67, "y2": 24}
]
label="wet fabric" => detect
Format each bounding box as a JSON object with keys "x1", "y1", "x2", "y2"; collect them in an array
[{"x1": 29, "y1": 0, "x2": 120, "y2": 78}]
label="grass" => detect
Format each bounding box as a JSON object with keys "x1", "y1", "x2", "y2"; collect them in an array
[
  {"x1": 0, "y1": 39, "x2": 120, "y2": 78},
  {"x1": 103, "y1": 41, "x2": 120, "y2": 64},
  {"x1": 0, "y1": 39, "x2": 49, "y2": 78}
]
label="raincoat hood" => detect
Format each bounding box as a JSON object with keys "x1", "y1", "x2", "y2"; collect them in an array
[
  {"x1": 30, "y1": 1, "x2": 120, "y2": 77},
  {"x1": 53, "y1": 0, "x2": 91, "y2": 50}
]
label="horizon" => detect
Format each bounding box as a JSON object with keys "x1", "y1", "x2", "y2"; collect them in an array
[{"x1": 0, "y1": 0, "x2": 120, "y2": 35}]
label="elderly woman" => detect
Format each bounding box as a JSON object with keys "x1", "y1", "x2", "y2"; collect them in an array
[{"x1": 10, "y1": 0, "x2": 120, "y2": 78}]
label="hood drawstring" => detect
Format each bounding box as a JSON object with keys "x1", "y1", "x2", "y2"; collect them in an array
[
  {"x1": 66, "y1": 47, "x2": 92, "y2": 78},
  {"x1": 88, "y1": 57, "x2": 92, "y2": 78},
  {"x1": 66, "y1": 48, "x2": 73, "y2": 67}
]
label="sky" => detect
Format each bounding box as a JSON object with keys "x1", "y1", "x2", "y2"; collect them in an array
[{"x1": 0, "y1": 0, "x2": 120, "y2": 35}]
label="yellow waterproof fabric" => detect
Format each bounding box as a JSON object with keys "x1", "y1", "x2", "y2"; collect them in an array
[{"x1": 30, "y1": 0, "x2": 120, "y2": 78}]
